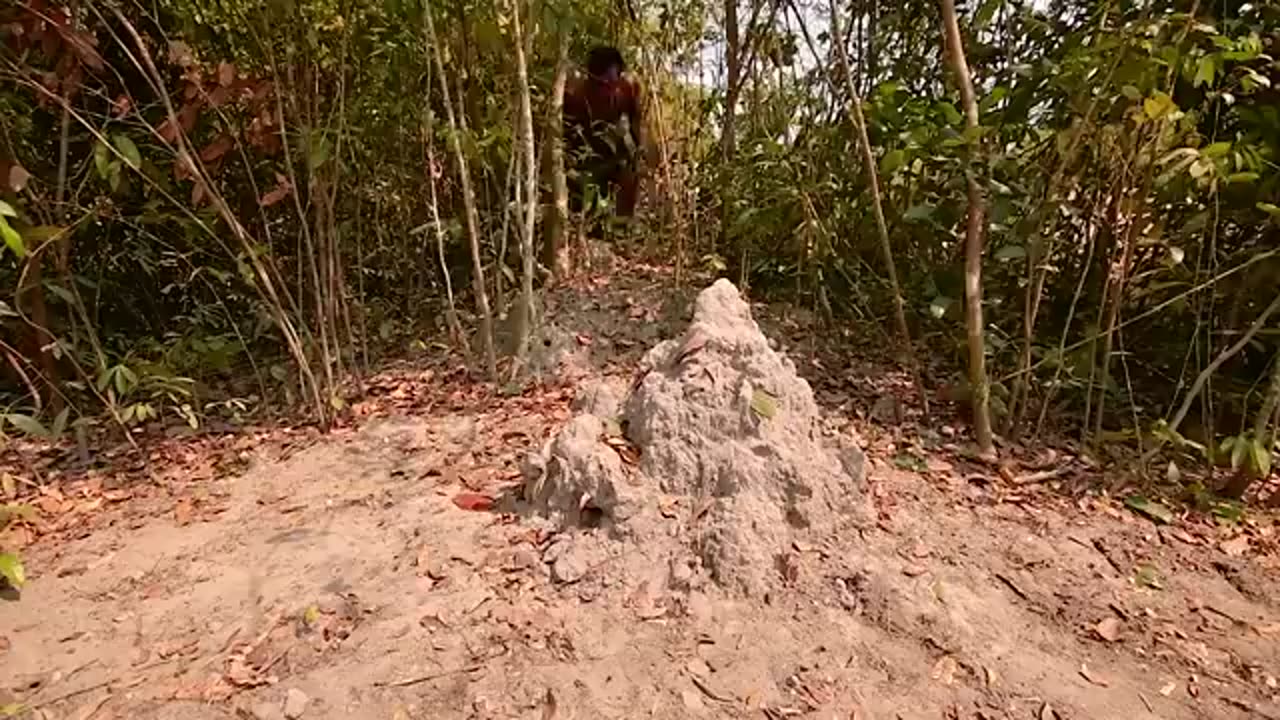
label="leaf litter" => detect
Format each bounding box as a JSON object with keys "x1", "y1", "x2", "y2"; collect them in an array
[{"x1": 2, "y1": 268, "x2": 1278, "y2": 720}]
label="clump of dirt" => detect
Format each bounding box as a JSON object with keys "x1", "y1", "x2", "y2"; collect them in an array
[{"x1": 523, "y1": 279, "x2": 867, "y2": 597}]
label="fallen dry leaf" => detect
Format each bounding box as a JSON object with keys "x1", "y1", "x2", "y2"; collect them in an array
[
  {"x1": 1219, "y1": 535, "x2": 1250, "y2": 557},
  {"x1": 173, "y1": 499, "x2": 195, "y2": 526},
  {"x1": 604, "y1": 436, "x2": 640, "y2": 465},
  {"x1": 675, "y1": 329, "x2": 709, "y2": 365},
  {"x1": 451, "y1": 493, "x2": 495, "y2": 512},
  {"x1": 1094, "y1": 617, "x2": 1122, "y2": 642},
  {"x1": 931, "y1": 656, "x2": 959, "y2": 686},
  {"x1": 1079, "y1": 663, "x2": 1109, "y2": 687}
]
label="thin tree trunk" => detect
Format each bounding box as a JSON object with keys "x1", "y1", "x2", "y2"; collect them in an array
[
  {"x1": 722, "y1": 0, "x2": 742, "y2": 163},
  {"x1": 1091, "y1": 188, "x2": 1145, "y2": 445},
  {"x1": 544, "y1": 38, "x2": 570, "y2": 280},
  {"x1": 510, "y1": 0, "x2": 539, "y2": 368},
  {"x1": 940, "y1": 0, "x2": 994, "y2": 457},
  {"x1": 425, "y1": 125, "x2": 467, "y2": 354},
  {"x1": 1167, "y1": 290, "x2": 1280, "y2": 438},
  {"x1": 828, "y1": 0, "x2": 929, "y2": 419},
  {"x1": 425, "y1": 3, "x2": 497, "y2": 379}
]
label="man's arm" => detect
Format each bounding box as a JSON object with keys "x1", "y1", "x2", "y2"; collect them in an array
[
  {"x1": 562, "y1": 75, "x2": 589, "y2": 158},
  {"x1": 626, "y1": 75, "x2": 644, "y2": 153}
]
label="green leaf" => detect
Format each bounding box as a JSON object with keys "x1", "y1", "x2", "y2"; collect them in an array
[
  {"x1": 113, "y1": 134, "x2": 142, "y2": 170},
  {"x1": 0, "y1": 200, "x2": 15, "y2": 218},
  {"x1": 1230, "y1": 435, "x2": 1249, "y2": 472},
  {"x1": 929, "y1": 295, "x2": 953, "y2": 319},
  {"x1": 893, "y1": 452, "x2": 927, "y2": 472},
  {"x1": 1257, "y1": 202, "x2": 1280, "y2": 217},
  {"x1": 1226, "y1": 172, "x2": 1259, "y2": 184},
  {"x1": 973, "y1": 0, "x2": 1001, "y2": 29},
  {"x1": 1, "y1": 503, "x2": 37, "y2": 525},
  {"x1": 1120, "y1": 85, "x2": 1142, "y2": 100},
  {"x1": 1124, "y1": 495, "x2": 1175, "y2": 524},
  {"x1": 3, "y1": 413, "x2": 49, "y2": 439},
  {"x1": 50, "y1": 406, "x2": 70, "y2": 440},
  {"x1": 994, "y1": 245, "x2": 1026, "y2": 261},
  {"x1": 880, "y1": 149, "x2": 906, "y2": 175},
  {"x1": 1202, "y1": 141, "x2": 1231, "y2": 158},
  {"x1": 903, "y1": 204, "x2": 935, "y2": 223},
  {"x1": 0, "y1": 216, "x2": 23, "y2": 259},
  {"x1": 307, "y1": 133, "x2": 332, "y2": 171},
  {"x1": 0, "y1": 551, "x2": 25, "y2": 589},
  {"x1": 1250, "y1": 438, "x2": 1271, "y2": 478},
  {"x1": 979, "y1": 86, "x2": 1008, "y2": 114},
  {"x1": 937, "y1": 102, "x2": 963, "y2": 125},
  {"x1": 1242, "y1": 68, "x2": 1271, "y2": 91},
  {"x1": 1193, "y1": 56, "x2": 1216, "y2": 88},
  {"x1": 94, "y1": 140, "x2": 111, "y2": 179},
  {"x1": 1143, "y1": 92, "x2": 1177, "y2": 120},
  {"x1": 750, "y1": 388, "x2": 778, "y2": 420},
  {"x1": 1133, "y1": 564, "x2": 1163, "y2": 589}
]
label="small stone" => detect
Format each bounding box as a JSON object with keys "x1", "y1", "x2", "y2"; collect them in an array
[
  {"x1": 511, "y1": 548, "x2": 539, "y2": 570},
  {"x1": 552, "y1": 550, "x2": 588, "y2": 584},
  {"x1": 686, "y1": 591, "x2": 713, "y2": 624},
  {"x1": 283, "y1": 688, "x2": 309, "y2": 719},
  {"x1": 668, "y1": 559, "x2": 693, "y2": 589},
  {"x1": 681, "y1": 689, "x2": 706, "y2": 712},
  {"x1": 250, "y1": 702, "x2": 284, "y2": 720}
]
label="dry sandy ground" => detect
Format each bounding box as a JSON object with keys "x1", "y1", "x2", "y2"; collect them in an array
[{"x1": 3, "y1": 265, "x2": 1280, "y2": 720}]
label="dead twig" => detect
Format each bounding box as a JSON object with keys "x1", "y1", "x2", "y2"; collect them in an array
[
  {"x1": 1012, "y1": 464, "x2": 1074, "y2": 486},
  {"x1": 76, "y1": 691, "x2": 113, "y2": 720},
  {"x1": 31, "y1": 656, "x2": 177, "y2": 709},
  {"x1": 686, "y1": 673, "x2": 735, "y2": 705},
  {"x1": 373, "y1": 663, "x2": 483, "y2": 688}
]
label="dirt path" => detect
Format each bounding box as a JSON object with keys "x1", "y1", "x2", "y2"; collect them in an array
[{"x1": 4, "y1": 264, "x2": 1279, "y2": 720}]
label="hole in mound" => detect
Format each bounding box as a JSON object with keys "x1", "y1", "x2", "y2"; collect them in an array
[
  {"x1": 580, "y1": 504, "x2": 605, "y2": 528},
  {"x1": 785, "y1": 507, "x2": 809, "y2": 529}
]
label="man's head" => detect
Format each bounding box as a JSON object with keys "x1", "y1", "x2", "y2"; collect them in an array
[{"x1": 586, "y1": 45, "x2": 626, "y2": 83}]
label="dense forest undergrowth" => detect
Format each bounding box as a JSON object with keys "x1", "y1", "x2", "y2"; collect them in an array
[{"x1": 1, "y1": 0, "x2": 1280, "y2": 715}]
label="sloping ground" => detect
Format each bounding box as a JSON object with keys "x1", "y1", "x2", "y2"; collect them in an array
[{"x1": 3, "y1": 263, "x2": 1279, "y2": 720}]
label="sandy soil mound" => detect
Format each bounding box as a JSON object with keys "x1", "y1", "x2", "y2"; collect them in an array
[{"x1": 523, "y1": 279, "x2": 867, "y2": 596}]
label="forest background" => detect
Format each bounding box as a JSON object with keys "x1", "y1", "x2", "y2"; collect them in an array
[{"x1": 2, "y1": 0, "x2": 1279, "y2": 532}]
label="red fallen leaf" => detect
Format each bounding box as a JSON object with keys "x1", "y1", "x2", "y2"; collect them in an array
[
  {"x1": 217, "y1": 61, "x2": 236, "y2": 87},
  {"x1": 260, "y1": 173, "x2": 292, "y2": 207},
  {"x1": 199, "y1": 133, "x2": 234, "y2": 163},
  {"x1": 207, "y1": 85, "x2": 231, "y2": 108},
  {"x1": 452, "y1": 493, "x2": 495, "y2": 512}
]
